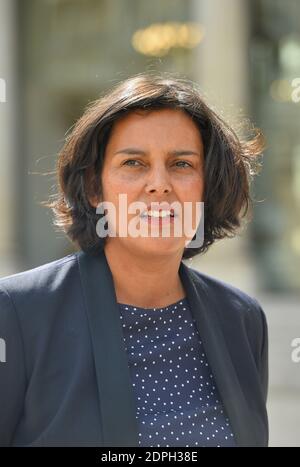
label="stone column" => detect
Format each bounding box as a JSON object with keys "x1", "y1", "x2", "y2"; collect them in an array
[
  {"x1": 189, "y1": 0, "x2": 257, "y2": 295},
  {"x1": 0, "y1": 0, "x2": 20, "y2": 276}
]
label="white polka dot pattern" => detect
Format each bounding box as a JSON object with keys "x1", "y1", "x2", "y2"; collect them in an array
[{"x1": 118, "y1": 297, "x2": 236, "y2": 447}]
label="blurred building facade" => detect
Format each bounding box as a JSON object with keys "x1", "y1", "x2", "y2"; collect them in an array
[{"x1": 249, "y1": 0, "x2": 300, "y2": 293}]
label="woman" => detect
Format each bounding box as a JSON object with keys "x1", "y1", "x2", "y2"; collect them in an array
[{"x1": 0, "y1": 73, "x2": 268, "y2": 447}]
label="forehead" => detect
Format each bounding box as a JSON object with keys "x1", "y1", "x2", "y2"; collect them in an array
[{"x1": 107, "y1": 108, "x2": 202, "y2": 146}]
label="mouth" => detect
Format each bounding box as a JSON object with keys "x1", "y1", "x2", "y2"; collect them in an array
[
  {"x1": 140, "y1": 209, "x2": 175, "y2": 219},
  {"x1": 139, "y1": 209, "x2": 176, "y2": 227}
]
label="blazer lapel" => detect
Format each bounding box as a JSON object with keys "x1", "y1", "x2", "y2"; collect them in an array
[
  {"x1": 77, "y1": 248, "x2": 140, "y2": 447},
  {"x1": 77, "y1": 248, "x2": 259, "y2": 447},
  {"x1": 179, "y1": 260, "x2": 261, "y2": 447}
]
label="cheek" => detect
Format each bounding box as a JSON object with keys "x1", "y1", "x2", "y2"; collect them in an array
[
  {"x1": 101, "y1": 171, "x2": 141, "y2": 205},
  {"x1": 175, "y1": 176, "x2": 204, "y2": 201},
  {"x1": 192, "y1": 171, "x2": 204, "y2": 196}
]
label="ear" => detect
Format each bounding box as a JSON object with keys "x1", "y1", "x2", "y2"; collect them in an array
[{"x1": 89, "y1": 194, "x2": 101, "y2": 208}]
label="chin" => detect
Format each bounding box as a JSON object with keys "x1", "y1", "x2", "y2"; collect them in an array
[{"x1": 132, "y1": 237, "x2": 185, "y2": 256}]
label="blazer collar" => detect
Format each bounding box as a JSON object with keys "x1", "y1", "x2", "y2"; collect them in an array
[{"x1": 76, "y1": 248, "x2": 259, "y2": 447}]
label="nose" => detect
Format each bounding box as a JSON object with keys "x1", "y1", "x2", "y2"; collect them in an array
[{"x1": 144, "y1": 165, "x2": 173, "y2": 195}]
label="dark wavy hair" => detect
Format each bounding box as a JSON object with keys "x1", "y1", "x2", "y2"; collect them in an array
[{"x1": 43, "y1": 72, "x2": 265, "y2": 259}]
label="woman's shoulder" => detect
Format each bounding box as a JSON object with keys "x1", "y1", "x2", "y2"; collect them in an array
[
  {"x1": 186, "y1": 265, "x2": 268, "y2": 363},
  {"x1": 0, "y1": 252, "x2": 81, "y2": 333},
  {"x1": 0, "y1": 252, "x2": 78, "y2": 297},
  {"x1": 185, "y1": 264, "x2": 266, "y2": 322},
  {"x1": 0, "y1": 252, "x2": 82, "y2": 362}
]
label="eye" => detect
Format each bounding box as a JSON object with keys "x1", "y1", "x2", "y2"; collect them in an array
[
  {"x1": 123, "y1": 159, "x2": 142, "y2": 167},
  {"x1": 122, "y1": 159, "x2": 193, "y2": 168},
  {"x1": 174, "y1": 160, "x2": 193, "y2": 168}
]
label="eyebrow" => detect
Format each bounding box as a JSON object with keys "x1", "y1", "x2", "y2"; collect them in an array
[{"x1": 114, "y1": 147, "x2": 200, "y2": 157}]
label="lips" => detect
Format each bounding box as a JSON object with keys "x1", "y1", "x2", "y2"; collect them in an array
[
  {"x1": 140, "y1": 202, "x2": 177, "y2": 218},
  {"x1": 140, "y1": 209, "x2": 175, "y2": 218}
]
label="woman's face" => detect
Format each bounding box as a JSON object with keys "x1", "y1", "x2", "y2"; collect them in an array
[{"x1": 95, "y1": 108, "x2": 205, "y2": 258}]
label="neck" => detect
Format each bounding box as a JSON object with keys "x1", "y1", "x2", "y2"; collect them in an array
[{"x1": 103, "y1": 241, "x2": 186, "y2": 308}]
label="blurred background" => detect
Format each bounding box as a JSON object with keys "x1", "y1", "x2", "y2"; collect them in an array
[{"x1": 0, "y1": 0, "x2": 299, "y2": 446}]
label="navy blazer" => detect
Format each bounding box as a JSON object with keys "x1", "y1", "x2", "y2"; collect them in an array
[{"x1": 0, "y1": 248, "x2": 268, "y2": 447}]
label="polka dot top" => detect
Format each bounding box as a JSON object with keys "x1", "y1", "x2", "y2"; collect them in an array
[{"x1": 118, "y1": 297, "x2": 236, "y2": 447}]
